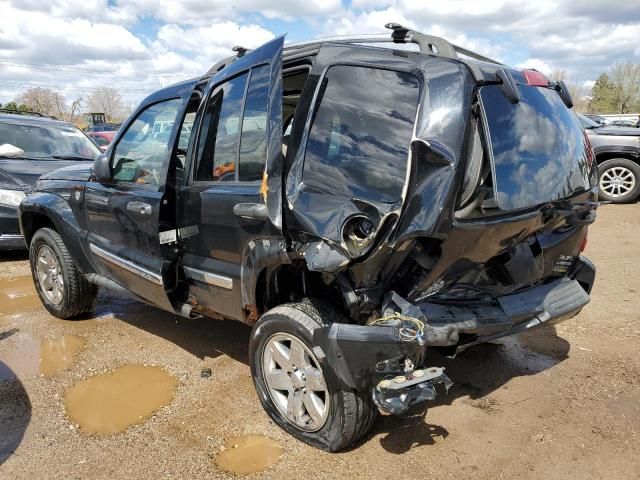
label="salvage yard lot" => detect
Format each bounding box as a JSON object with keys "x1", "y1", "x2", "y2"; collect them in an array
[{"x1": 1, "y1": 204, "x2": 639, "y2": 480}]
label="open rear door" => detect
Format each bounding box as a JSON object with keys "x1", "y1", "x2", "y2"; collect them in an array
[{"x1": 176, "y1": 36, "x2": 284, "y2": 321}]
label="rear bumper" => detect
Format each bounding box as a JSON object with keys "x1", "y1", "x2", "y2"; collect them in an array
[{"x1": 416, "y1": 256, "x2": 595, "y2": 352}]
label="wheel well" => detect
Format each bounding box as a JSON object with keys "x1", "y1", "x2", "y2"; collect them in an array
[
  {"x1": 21, "y1": 212, "x2": 56, "y2": 246},
  {"x1": 596, "y1": 151, "x2": 640, "y2": 165},
  {"x1": 256, "y1": 261, "x2": 343, "y2": 316}
]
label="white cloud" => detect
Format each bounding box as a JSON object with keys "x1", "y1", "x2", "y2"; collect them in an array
[
  {"x1": 0, "y1": 0, "x2": 639, "y2": 110},
  {"x1": 516, "y1": 58, "x2": 553, "y2": 76}
]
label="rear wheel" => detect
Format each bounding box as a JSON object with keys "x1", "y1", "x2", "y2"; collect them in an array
[
  {"x1": 598, "y1": 158, "x2": 640, "y2": 203},
  {"x1": 29, "y1": 227, "x2": 97, "y2": 319},
  {"x1": 249, "y1": 300, "x2": 377, "y2": 451}
]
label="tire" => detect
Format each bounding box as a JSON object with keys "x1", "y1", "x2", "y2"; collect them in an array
[
  {"x1": 597, "y1": 158, "x2": 640, "y2": 203},
  {"x1": 29, "y1": 227, "x2": 97, "y2": 319},
  {"x1": 249, "y1": 300, "x2": 377, "y2": 451}
]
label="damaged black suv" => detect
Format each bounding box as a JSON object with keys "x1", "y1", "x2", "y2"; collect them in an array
[{"x1": 20, "y1": 25, "x2": 599, "y2": 451}]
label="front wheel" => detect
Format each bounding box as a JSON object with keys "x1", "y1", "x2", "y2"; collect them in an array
[
  {"x1": 29, "y1": 227, "x2": 97, "y2": 319},
  {"x1": 598, "y1": 158, "x2": 640, "y2": 203},
  {"x1": 249, "y1": 301, "x2": 376, "y2": 451}
]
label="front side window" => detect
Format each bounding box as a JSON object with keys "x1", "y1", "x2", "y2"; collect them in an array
[
  {"x1": 111, "y1": 98, "x2": 182, "y2": 186},
  {"x1": 302, "y1": 66, "x2": 420, "y2": 204}
]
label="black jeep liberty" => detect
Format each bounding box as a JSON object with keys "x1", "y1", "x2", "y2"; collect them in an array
[{"x1": 19, "y1": 25, "x2": 599, "y2": 451}]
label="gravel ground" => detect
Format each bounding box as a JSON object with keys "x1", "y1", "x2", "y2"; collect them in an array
[{"x1": 1, "y1": 204, "x2": 639, "y2": 479}]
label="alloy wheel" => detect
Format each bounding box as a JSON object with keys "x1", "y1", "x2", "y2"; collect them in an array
[
  {"x1": 36, "y1": 245, "x2": 64, "y2": 305},
  {"x1": 600, "y1": 166, "x2": 636, "y2": 198},
  {"x1": 262, "y1": 333, "x2": 330, "y2": 432}
]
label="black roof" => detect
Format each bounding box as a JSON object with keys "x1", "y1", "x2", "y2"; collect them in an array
[{"x1": 0, "y1": 112, "x2": 76, "y2": 129}]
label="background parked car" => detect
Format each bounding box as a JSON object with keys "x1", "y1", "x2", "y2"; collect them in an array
[
  {"x1": 578, "y1": 113, "x2": 640, "y2": 203},
  {"x1": 608, "y1": 119, "x2": 640, "y2": 128},
  {"x1": 0, "y1": 112, "x2": 100, "y2": 249},
  {"x1": 87, "y1": 130, "x2": 116, "y2": 151},
  {"x1": 584, "y1": 114, "x2": 607, "y2": 126},
  {"x1": 87, "y1": 122, "x2": 121, "y2": 132}
]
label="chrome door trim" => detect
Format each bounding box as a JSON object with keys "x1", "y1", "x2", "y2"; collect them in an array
[
  {"x1": 89, "y1": 243, "x2": 163, "y2": 285},
  {"x1": 184, "y1": 266, "x2": 233, "y2": 290}
]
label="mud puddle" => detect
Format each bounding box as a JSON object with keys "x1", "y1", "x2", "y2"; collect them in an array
[
  {"x1": 216, "y1": 435, "x2": 283, "y2": 475},
  {"x1": 65, "y1": 364, "x2": 177, "y2": 434},
  {"x1": 0, "y1": 334, "x2": 85, "y2": 380},
  {"x1": 0, "y1": 276, "x2": 42, "y2": 318}
]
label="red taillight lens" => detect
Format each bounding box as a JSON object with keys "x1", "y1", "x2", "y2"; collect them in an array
[
  {"x1": 579, "y1": 233, "x2": 588, "y2": 253},
  {"x1": 522, "y1": 69, "x2": 549, "y2": 87}
]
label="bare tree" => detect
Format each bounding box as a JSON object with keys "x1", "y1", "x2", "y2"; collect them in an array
[
  {"x1": 609, "y1": 62, "x2": 640, "y2": 113},
  {"x1": 550, "y1": 70, "x2": 567, "y2": 82},
  {"x1": 67, "y1": 96, "x2": 84, "y2": 124},
  {"x1": 16, "y1": 87, "x2": 66, "y2": 118},
  {"x1": 86, "y1": 87, "x2": 127, "y2": 122}
]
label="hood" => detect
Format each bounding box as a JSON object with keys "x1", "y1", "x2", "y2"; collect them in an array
[
  {"x1": 38, "y1": 163, "x2": 94, "y2": 182},
  {"x1": 0, "y1": 158, "x2": 93, "y2": 189},
  {"x1": 593, "y1": 126, "x2": 640, "y2": 137}
]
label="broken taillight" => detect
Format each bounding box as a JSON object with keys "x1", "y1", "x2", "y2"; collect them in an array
[
  {"x1": 522, "y1": 69, "x2": 549, "y2": 87},
  {"x1": 579, "y1": 233, "x2": 588, "y2": 253}
]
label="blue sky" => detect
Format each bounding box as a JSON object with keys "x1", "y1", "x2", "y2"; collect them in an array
[{"x1": 1, "y1": 0, "x2": 639, "y2": 107}]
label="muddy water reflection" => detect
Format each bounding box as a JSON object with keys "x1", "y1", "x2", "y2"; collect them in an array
[
  {"x1": 216, "y1": 435, "x2": 283, "y2": 475},
  {"x1": 0, "y1": 335, "x2": 85, "y2": 379},
  {"x1": 0, "y1": 276, "x2": 41, "y2": 318},
  {"x1": 65, "y1": 365, "x2": 177, "y2": 434}
]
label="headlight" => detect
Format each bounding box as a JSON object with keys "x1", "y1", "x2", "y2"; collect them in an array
[{"x1": 0, "y1": 189, "x2": 26, "y2": 207}]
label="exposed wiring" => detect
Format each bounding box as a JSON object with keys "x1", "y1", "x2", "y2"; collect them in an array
[{"x1": 369, "y1": 313, "x2": 425, "y2": 342}]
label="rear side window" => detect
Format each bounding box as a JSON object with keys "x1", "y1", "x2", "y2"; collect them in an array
[
  {"x1": 302, "y1": 66, "x2": 420, "y2": 204},
  {"x1": 196, "y1": 72, "x2": 248, "y2": 182},
  {"x1": 480, "y1": 85, "x2": 593, "y2": 210},
  {"x1": 195, "y1": 65, "x2": 271, "y2": 183},
  {"x1": 239, "y1": 65, "x2": 270, "y2": 181}
]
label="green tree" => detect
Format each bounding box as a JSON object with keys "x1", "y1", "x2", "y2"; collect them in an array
[
  {"x1": 590, "y1": 73, "x2": 618, "y2": 113},
  {"x1": 1, "y1": 101, "x2": 32, "y2": 113}
]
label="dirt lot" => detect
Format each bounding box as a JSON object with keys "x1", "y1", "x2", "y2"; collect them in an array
[{"x1": 1, "y1": 204, "x2": 639, "y2": 480}]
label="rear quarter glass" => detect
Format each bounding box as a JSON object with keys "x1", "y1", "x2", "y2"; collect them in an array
[
  {"x1": 302, "y1": 65, "x2": 420, "y2": 204},
  {"x1": 480, "y1": 85, "x2": 594, "y2": 211}
]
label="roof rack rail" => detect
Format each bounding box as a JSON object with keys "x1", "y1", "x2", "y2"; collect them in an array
[
  {"x1": 205, "y1": 23, "x2": 501, "y2": 79},
  {"x1": 283, "y1": 23, "x2": 501, "y2": 65}
]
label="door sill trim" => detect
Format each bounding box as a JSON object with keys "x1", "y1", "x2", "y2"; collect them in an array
[
  {"x1": 89, "y1": 243, "x2": 163, "y2": 285},
  {"x1": 184, "y1": 266, "x2": 233, "y2": 290}
]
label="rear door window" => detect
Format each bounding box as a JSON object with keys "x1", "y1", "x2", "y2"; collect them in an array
[
  {"x1": 302, "y1": 65, "x2": 420, "y2": 204},
  {"x1": 480, "y1": 85, "x2": 593, "y2": 210}
]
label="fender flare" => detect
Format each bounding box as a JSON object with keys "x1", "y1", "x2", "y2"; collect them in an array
[
  {"x1": 19, "y1": 192, "x2": 93, "y2": 273},
  {"x1": 593, "y1": 145, "x2": 640, "y2": 161}
]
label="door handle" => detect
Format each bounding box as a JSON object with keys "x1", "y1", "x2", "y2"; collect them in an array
[
  {"x1": 233, "y1": 203, "x2": 268, "y2": 220},
  {"x1": 126, "y1": 201, "x2": 152, "y2": 215}
]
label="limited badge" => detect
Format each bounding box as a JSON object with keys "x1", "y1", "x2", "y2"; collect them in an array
[
  {"x1": 553, "y1": 255, "x2": 575, "y2": 274},
  {"x1": 159, "y1": 229, "x2": 177, "y2": 245}
]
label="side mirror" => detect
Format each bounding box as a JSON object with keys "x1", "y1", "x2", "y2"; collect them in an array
[
  {"x1": 93, "y1": 153, "x2": 112, "y2": 184},
  {"x1": 555, "y1": 80, "x2": 574, "y2": 109}
]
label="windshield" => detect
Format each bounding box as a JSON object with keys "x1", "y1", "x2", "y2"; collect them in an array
[
  {"x1": 480, "y1": 85, "x2": 594, "y2": 211},
  {"x1": 576, "y1": 113, "x2": 599, "y2": 129},
  {"x1": 0, "y1": 121, "x2": 100, "y2": 160}
]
